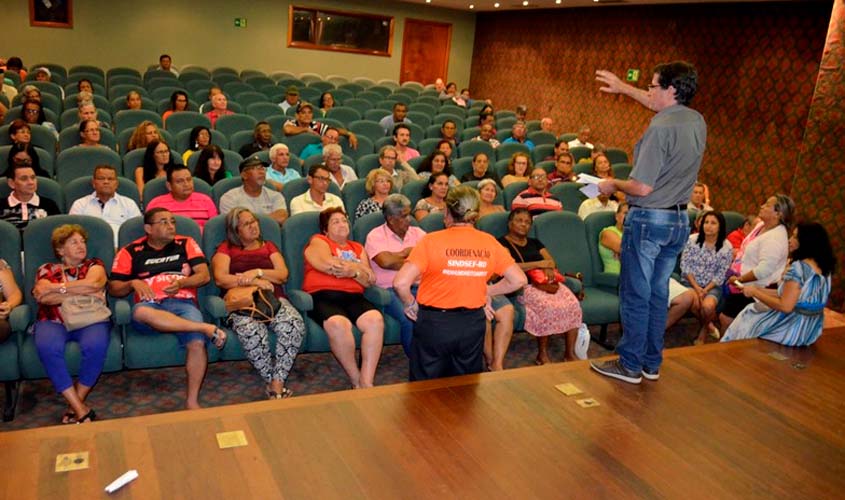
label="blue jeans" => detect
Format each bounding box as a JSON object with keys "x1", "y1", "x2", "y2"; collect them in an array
[
  {"x1": 385, "y1": 286, "x2": 418, "y2": 356},
  {"x1": 132, "y1": 298, "x2": 207, "y2": 347},
  {"x1": 616, "y1": 206, "x2": 689, "y2": 372}
]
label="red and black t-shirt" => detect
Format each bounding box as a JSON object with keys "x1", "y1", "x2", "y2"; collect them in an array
[{"x1": 111, "y1": 235, "x2": 206, "y2": 303}]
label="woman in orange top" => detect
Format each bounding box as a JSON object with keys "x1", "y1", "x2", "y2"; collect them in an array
[
  {"x1": 394, "y1": 185, "x2": 527, "y2": 381},
  {"x1": 302, "y1": 207, "x2": 384, "y2": 388}
]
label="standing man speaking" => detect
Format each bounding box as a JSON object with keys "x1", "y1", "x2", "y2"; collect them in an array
[{"x1": 590, "y1": 62, "x2": 706, "y2": 384}]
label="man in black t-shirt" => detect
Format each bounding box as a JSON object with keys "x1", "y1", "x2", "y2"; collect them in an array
[{"x1": 109, "y1": 208, "x2": 226, "y2": 410}]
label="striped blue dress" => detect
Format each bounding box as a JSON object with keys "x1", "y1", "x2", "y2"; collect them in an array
[{"x1": 721, "y1": 260, "x2": 830, "y2": 346}]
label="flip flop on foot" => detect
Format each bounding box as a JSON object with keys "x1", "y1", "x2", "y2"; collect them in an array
[
  {"x1": 211, "y1": 327, "x2": 227, "y2": 349},
  {"x1": 708, "y1": 324, "x2": 721, "y2": 340}
]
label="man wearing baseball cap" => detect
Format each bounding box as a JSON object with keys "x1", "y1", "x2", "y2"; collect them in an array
[
  {"x1": 283, "y1": 101, "x2": 358, "y2": 149},
  {"x1": 279, "y1": 86, "x2": 301, "y2": 113},
  {"x1": 218, "y1": 156, "x2": 288, "y2": 226}
]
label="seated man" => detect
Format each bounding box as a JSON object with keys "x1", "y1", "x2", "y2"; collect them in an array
[
  {"x1": 472, "y1": 123, "x2": 500, "y2": 149},
  {"x1": 288, "y1": 164, "x2": 344, "y2": 215},
  {"x1": 502, "y1": 121, "x2": 535, "y2": 150},
  {"x1": 109, "y1": 208, "x2": 225, "y2": 410},
  {"x1": 510, "y1": 168, "x2": 562, "y2": 217},
  {"x1": 365, "y1": 194, "x2": 427, "y2": 355},
  {"x1": 515, "y1": 105, "x2": 528, "y2": 122},
  {"x1": 204, "y1": 93, "x2": 234, "y2": 128},
  {"x1": 323, "y1": 144, "x2": 357, "y2": 189},
  {"x1": 568, "y1": 125, "x2": 594, "y2": 149},
  {"x1": 544, "y1": 139, "x2": 570, "y2": 162},
  {"x1": 0, "y1": 160, "x2": 60, "y2": 231},
  {"x1": 278, "y1": 86, "x2": 300, "y2": 113},
  {"x1": 540, "y1": 117, "x2": 554, "y2": 133},
  {"x1": 392, "y1": 123, "x2": 420, "y2": 166},
  {"x1": 238, "y1": 121, "x2": 274, "y2": 158},
  {"x1": 299, "y1": 126, "x2": 340, "y2": 160},
  {"x1": 460, "y1": 152, "x2": 499, "y2": 185},
  {"x1": 69, "y1": 165, "x2": 142, "y2": 247},
  {"x1": 440, "y1": 119, "x2": 460, "y2": 146},
  {"x1": 478, "y1": 112, "x2": 496, "y2": 129},
  {"x1": 219, "y1": 156, "x2": 288, "y2": 226},
  {"x1": 283, "y1": 102, "x2": 357, "y2": 149},
  {"x1": 198, "y1": 86, "x2": 222, "y2": 114},
  {"x1": 145, "y1": 164, "x2": 218, "y2": 231},
  {"x1": 379, "y1": 102, "x2": 411, "y2": 136},
  {"x1": 265, "y1": 143, "x2": 301, "y2": 191},
  {"x1": 376, "y1": 145, "x2": 417, "y2": 190},
  {"x1": 578, "y1": 194, "x2": 619, "y2": 220},
  {"x1": 688, "y1": 181, "x2": 713, "y2": 219},
  {"x1": 157, "y1": 54, "x2": 179, "y2": 76}
]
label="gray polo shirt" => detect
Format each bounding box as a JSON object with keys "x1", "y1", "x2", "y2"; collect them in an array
[
  {"x1": 627, "y1": 104, "x2": 707, "y2": 208},
  {"x1": 218, "y1": 186, "x2": 287, "y2": 216}
]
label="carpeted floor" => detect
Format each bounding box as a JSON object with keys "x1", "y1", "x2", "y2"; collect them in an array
[{"x1": 0, "y1": 319, "x2": 705, "y2": 431}]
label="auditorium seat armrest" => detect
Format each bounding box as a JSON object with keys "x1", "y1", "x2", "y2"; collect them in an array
[
  {"x1": 204, "y1": 296, "x2": 227, "y2": 320},
  {"x1": 363, "y1": 286, "x2": 390, "y2": 307},
  {"x1": 563, "y1": 277, "x2": 583, "y2": 297},
  {"x1": 113, "y1": 299, "x2": 132, "y2": 325},
  {"x1": 288, "y1": 290, "x2": 313, "y2": 311},
  {"x1": 9, "y1": 305, "x2": 31, "y2": 333},
  {"x1": 594, "y1": 272, "x2": 619, "y2": 289}
]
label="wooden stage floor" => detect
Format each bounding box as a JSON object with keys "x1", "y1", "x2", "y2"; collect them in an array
[{"x1": 2, "y1": 327, "x2": 843, "y2": 499}]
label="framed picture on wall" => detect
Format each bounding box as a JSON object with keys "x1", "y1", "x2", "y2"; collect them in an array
[{"x1": 29, "y1": 0, "x2": 73, "y2": 29}]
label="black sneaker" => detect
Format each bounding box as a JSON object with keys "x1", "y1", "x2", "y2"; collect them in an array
[
  {"x1": 641, "y1": 367, "x2": 660, "y2": 381},
  {"x1": 590, "y1": 359, "x2": 642, "y2": 384}
]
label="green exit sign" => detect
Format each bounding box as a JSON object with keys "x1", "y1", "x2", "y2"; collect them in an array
[
  {"x1": 234, "y1": 18, "x2": 247, "y2": 28},
  {"x1": 626, "y1": 69, "x2": 640, "y2": 82}
]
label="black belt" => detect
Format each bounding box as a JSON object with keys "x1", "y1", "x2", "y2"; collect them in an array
[
  {"x1": 419, "y1": 304, "x2": 479, "y2": 313},
  {"x1": 630, "y1": 204, "x2": 688, "y2": 211}
]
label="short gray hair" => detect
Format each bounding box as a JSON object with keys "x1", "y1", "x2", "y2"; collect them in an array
[
  {"x1": 773, "y1": 193, "x2": 796, "y2": 229},
  {"x1": 322, "y1": 143, "x2": 342, "y2": 159},
  {"x1": 269, "y1": 143, "x2": 288, "y2": 159},
  {"x1": 382, "y1": 193, "x2": 411, "y2": 219},
  {"x1": 446, "y1": 185, "x2": 480, "y2": 224}
]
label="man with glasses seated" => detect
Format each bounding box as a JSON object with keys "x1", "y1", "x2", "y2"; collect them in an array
[
  {"x1": 110, "y1": 208, "x2": 226, "y2": 410},
  {"x1": 376, "y1": 145, "x2": 417, "y2": 190},
  {"x1": 288, "y1": 164, "x2": 344, "y2": 216},
  {"x1": 219, "y1": 156, "x2": 288, "y2": 226},
  {"x1": 0, "y1": 160, "x2": 60, "y2": 231},
  {"x1": 145, "y1": 164, "x2": 218, "y2": 231},
  {"x1": 69, "y1": 165, "x2": 141, "y2": 247},
  {"x1": 510, "y1": 168, "x2": 562, "y2": 217}
]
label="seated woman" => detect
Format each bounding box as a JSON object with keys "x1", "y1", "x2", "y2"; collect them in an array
[
  {"x1": 135, "y1": 139, "x2": 175, "y2": 197},
  {"x1": 671, "y1": 211, "x2": 734, "y2": 344},
  {"x1": 126, "y1": 120, "x2": 161, "y2": 153},
  {"x1": 6, "y1": 142, "x2": 50, "y2": 177},
  {"x1": 720, "y1": 194, "x2": 793, "y2": 331},
  {"x1": 499, "y1": 208, "x2": 583, "y2": 364},
  {"x1": 78, "y1": 119, "x2": 103, "y2": 148},
  {"x1": 414, "y1": 172, "x2": 449, "y2": 221},
  {"x1": 722, "y1": 222, "x2": 834, "y2": 346},
  {"x1": 355, "y1": 168, "x2": 394, "y2": 220},
  {"x1": 21, "y1": 99, "x2": 58, "y2": 138},
  {"x1": 212, "y1": 208, "x2": 305, "y2": 399},
  {"x1": 77, "y1": 79, "x2": 94, "y2": 95},
  {"x1": 547, "y1": 152, "x2": 577, "y2": 185},
  {"x1": 501, "y1": 152, "x2": 532, "y2": 188},
  {"x1": 182, "y1": 125, "x2": 212, "y2": 164},
  {"x1": 0, "y1": 258, "x2": 23, "y2": 344},
  {"x1": 32, "y1": 224, "x2": 110, "y2": 424},
  {"x1": 416, "y1": 150, "x2": 459, "y2": 187},
  {"x1": 477, "y1": 178, "x2": 505, "y2": 218},
  {"x1": 436, "y1": 139, "x2": 455, "y2": 160},
  {"x1": 193, "y1": 144, "x2": 231, "y2": 186},
  {"x1": 599, "y1": 202, "x2": 628, "y2": 274},
  {"x1": 125, "y1": 90, "x2": 143, "y2": 110},
  {"x1": 7, "y1": 119, "x2": 31, "y2": 147},
  {"x1": 592, "y1": 152, "x2": 624, "y2": 202},
  {"x1": 318, "y1": 92, "x2": 335, "y2": 117},
  {"x1": 302, "y1": 208, "x2": 383, "y2": 388},
  {"x1": 163, "y1": 90, "x2": 189, "y2": 124}
]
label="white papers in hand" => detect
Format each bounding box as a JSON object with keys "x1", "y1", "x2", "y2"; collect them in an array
[
  {"x1": 579, "y1": 183, "x2": 600, "y2": 199},
  {"x1": 576, "y1": 173, "x2": 602, "y2": 184}
]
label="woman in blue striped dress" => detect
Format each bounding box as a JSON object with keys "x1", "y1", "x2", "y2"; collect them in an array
[{"x1": 721, "y1": 223, "x2": 834, "y2": 346}]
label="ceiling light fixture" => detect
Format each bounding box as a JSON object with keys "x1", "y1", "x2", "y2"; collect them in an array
[
  {"x1": 556, "y1": 0, "x2": 562, "y2": 4},
  {"x1": 469, "y1": 4, "x2": 475, "y2": 9},
  {"x1": 522, "y1": 0, "x2": 529, "y2": 5},
  {"x1": 494, "y1": 2, "x2": 500, "y2": 7}
]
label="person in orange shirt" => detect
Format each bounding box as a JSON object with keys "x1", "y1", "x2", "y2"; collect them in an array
[{"x1": 394, "y1": 185, "x2": 526, "y2": 381}]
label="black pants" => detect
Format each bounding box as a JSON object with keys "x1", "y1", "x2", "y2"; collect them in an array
[{"x1": 409, "y1": 306, "x2": 486, "y2": 381}]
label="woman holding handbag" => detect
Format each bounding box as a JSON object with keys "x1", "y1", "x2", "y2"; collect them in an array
[
  {"x1": 498, "y1": 208, "x2": 584, "y2": 364},
  {"x1": 32, "y1": 224, "x2": 111, "y2": 424},
  {"x1": 212, "y1": 208, "x2": 305, "y2": 399}
]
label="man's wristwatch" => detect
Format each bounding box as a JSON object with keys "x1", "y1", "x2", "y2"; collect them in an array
[
  {"x1": 256, "y1": 269, "x2": 264, "y2": 279},
  {"x1": 59, "y1": 284, "x2": 67, "y2": 294}
]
